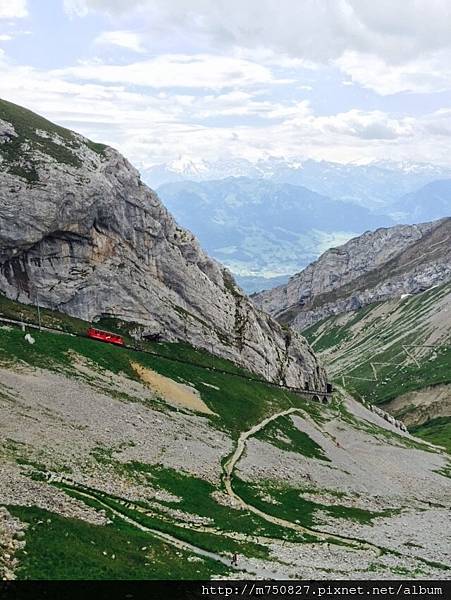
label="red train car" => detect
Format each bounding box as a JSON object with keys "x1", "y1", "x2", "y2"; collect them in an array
[{"x1": 86, "y1": 327, "x2": 125, "y2": 346}]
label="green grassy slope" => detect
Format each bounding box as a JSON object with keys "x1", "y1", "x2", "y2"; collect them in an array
[
  {"x1": 8, "y1": 505, "x2": 227, "y2": 580},
  {"x1": 2, "y1": 295, "x2": 450, "y2": 579},
  {"x1": 302, "y1": 282, "x2": 451, "y2": 447},
  {"x1": 410, "y1": 418, "x2": 451, "y2": 454},
  {"x1": 0, "y1": 293, "x2": 246, "y2": 376},
  {"x1": 0, "y1": 298, "x2": 320, "y2": 438}
]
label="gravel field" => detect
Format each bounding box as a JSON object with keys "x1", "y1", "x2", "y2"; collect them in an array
[{"x1": 1, "y1": 360, "x2": 450, "y2": 579}]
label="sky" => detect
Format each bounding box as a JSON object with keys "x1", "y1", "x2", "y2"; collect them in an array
[{"x1": 1, "y1": 0, "x2": 451, "y2": 170}]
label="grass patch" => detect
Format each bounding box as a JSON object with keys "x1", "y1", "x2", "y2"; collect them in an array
[
  {"x1": 0, "y1": 292, "x2": 93, "y2": 335},
  {"x1": 255, "y1": 414, "x2": 330, "y2": 461},
  {"x1": 56, "y1": 483, "x2": 275, "y2": 560},
  {"x1": 111, "y1": 463, "x2": 315, "y2": 544},
  {"x1": 410, "y1": 418, "x2": 451, "y2": 454},
  {"x1": 0, "y1": 292, "x2": 247, "y2": 375},
  {"x1": 435, "y1": 463, "x2": 451, "y2": 479},
  {"x1": 234, "y1": 478, "x2": 394, "y2": 530},
  {"x1": 8, "y1": 505, "x2": 227, "y2": 580}
]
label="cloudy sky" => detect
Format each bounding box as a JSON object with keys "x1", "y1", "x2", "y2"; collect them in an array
[{"x1": 1, "y1": 0, "x2": 451, "y2": 169}]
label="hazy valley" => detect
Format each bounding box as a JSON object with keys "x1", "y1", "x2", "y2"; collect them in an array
[{"x1": 155, "y1": 164, "x2": 451, "y2": 293}]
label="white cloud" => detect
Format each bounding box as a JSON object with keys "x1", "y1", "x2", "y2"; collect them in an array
[
  {"x1": 63, "y1": 0, "x2": 451, "y2": 62},
  {"x1": 95, "y1": 30, "x2": 145, "y2": 53},
  {"x1": 64, "y1": 0, "x2": 155, "y2": 17},
  {"x1": 63, "y1": 1, "x2": 451, "y2": 95},
  {"x1": 422, "y1": 109, "x2": 451, "y2": 137},
  {"x1": 0, "y1": 0, "x2": 27, "y2": 18},
  {"x1": 1, "y1": 0, "x2": 449, "y2": 175},
  {"x1": 337, "y1": 50, "x2": 451, "y2": 95},
  {"x1": 63, "y1": 0, "x2": 89, "y2": 17},
  {"x1": 312, "y1": 110, "x2": 415, "y2": 140},
  {"x1": 59, "y1": 54, "x2": 280, "y2": 89},
  {"x1": 1, "y1": 26, "x2": 450, "y2": 171}
]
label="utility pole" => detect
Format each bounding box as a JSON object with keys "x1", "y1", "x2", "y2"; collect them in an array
[
  {"x1": 37, "y1": 245, "x2": 44, "y2": 332},
  {"x1": 36, "y1": 292, "x2": 42, "y2": 332}
]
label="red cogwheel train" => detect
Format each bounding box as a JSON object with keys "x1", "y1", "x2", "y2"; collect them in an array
[{"x1": 86, "y1": 327, "x2": 125, "y2": 346}]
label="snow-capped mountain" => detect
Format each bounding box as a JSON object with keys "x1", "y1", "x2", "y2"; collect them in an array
[
  {"x1": 144, "y1": 157, "x2": 451, "y2": 208},
  {"x1": 150, "y1": 159, "x2": 451, "y2": 293},
  {"x1": 143, "y1": 156, "x2": 261, "y2": 187}
]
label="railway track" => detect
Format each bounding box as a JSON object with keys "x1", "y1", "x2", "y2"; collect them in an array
[{"x1": 0, "y1": 315, "x2": 332, "y2": 400}]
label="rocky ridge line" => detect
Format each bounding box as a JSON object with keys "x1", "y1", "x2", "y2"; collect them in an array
[{"x1": 253, "y1": 218, "x2": 451, "y2": 330}]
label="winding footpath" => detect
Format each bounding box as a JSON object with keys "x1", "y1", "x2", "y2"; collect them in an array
[
  {"x1": 47, "y1": 405, "x2": 450, "y2": 577},
  {"x1": 50, "y1": 407, "x2": 382, "y2": 567},
  {"x1": 52, "y1": 478, "x2": 297, "y2": 578},
  {"x1": 222, "y1": 408, "x2": 381, "y2": 555},
  {"x1": 46, "y1": 405, "x2": 451, "y2": 578}
]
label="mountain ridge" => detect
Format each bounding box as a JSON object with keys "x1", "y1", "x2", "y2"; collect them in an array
[
  {"x1": 252, "y1": 217, "x2": 451, "y2": 330},
  {"x1": 144, "y1": 156, "x2": 451, "y2": 208},
  {"x1": 391, "y1": 179, "x2": 451, "y2": 223},
  {"x1": 253, "y1": 217, "x2": 451, "y2": 437}
]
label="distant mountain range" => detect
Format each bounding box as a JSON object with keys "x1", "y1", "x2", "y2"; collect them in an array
[
  {"x1": 145, "y1": 156, "x2": 451, "y2": 208},
  {"x1": 153, "y1": 158, "x2": 451, "y2": 292},
  {"x1": 157, "y1": 177, "x2": 393, "y2": 292},
  {"x1": 390, "y1": 179, "x2": 451, "y2": 223}
]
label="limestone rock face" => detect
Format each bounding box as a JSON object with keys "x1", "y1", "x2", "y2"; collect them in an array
[
  {"x1": 0, "y1": 99, "x2": 325, "y2": 389},
  {"x1": 253, "y1": 218, "x2": 451, "y2": 330}
]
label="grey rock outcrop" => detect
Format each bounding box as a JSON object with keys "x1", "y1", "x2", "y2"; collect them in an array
[
  {"x1": 0, "y1": 99, "x2": 325, "y2": 389},
  {"x1": 253, "y1": 218, "x2": 451, "y2": 330}
]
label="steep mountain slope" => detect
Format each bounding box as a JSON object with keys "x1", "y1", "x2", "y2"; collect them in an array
[
  {"x1": 253, "y1": 218, "x2": 451, "y2": 330},
  {"x1": 1, "y1": 304, "x2": 450, "y2": 579},
  {"x1": 391, "y1": 179, "x2": 451, "y2": 223},
  {"x1": 302, "y1": 281, "x2": 451, "y2": 451},
  {"x1": 0, "y1": 99, "x2": 324, "y2": 389},
  {"x1": 157, "y1": 177, "x2": 393, "y2": 291},
  {"x1": 253, "y1": 220, "x2": 451, "y2": 440}
]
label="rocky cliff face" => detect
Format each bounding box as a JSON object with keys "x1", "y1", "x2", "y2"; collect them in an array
[
  {"x1": 0, "y1": 99, "x2": 325, "y2": 389},
  {"x1": 253, "y1": 218, "x2": 451, "y2": 330}
]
